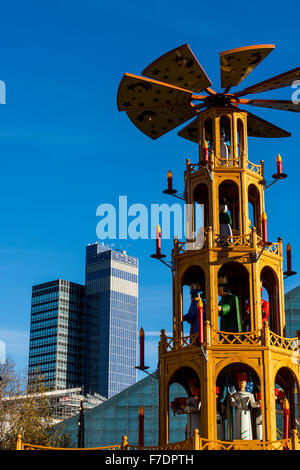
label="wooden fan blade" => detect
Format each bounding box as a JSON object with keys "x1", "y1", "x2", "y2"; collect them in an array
[
  {"x1": 117, "y1": 73, "x2": 194, "y2": 111},
  {"x1": 232, "y1": 67, "x2": 300, "y2": 97},
  {"x1": 220, "y1": 44, "x2": 275, "y2": 88},
  {"x1": 142, "y1": 44, "x2": 212, "y2": 93},
  {"x1": 242, "y1": 99, "x2": 300, "y2": 113},
  {"x1": 246, "y1": 111, "x2": 291, "y2": 138},
  {"x1": 177, "y1": 118, "x2": 198, "y2": 143},
  {"x1": 127, "y1": 105, "x2": 197, "y2": 140}
]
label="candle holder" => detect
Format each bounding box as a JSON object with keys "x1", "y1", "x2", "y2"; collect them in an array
[
  {"x1": 258, "y1": 240, "x2": 273, "y2": 247},
  {"x1": 272, "y1": 172, "x2": 287, "y2": 180},
  {"x1": 135, "y1": 364, "x2": 150, "y2": 371},
  {"x1": 163, "y1": 187, "x2": 178, "y2": 195},
  {"x1": 283, "y1": 269, "x2": 297, "y2": 278},
  {"x1": 150, "y1": 252, "x2": 166, "y2": 260},
  {"x1": 198, "y1": 159, "x2": 213, "y2": 167}
]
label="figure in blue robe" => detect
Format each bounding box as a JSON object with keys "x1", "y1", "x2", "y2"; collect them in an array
[{"x1": 183, "y1": 287, "x2": 206, "y2": 335}]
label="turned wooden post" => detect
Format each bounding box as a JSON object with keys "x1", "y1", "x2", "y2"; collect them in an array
[
  {"x1": 192, "y1": 428, "x2": 200, "y2": 450},
  {"x1": 121, "y1": 435, "x2": 128, "y2": 450},
  {"x1": 16, "y1": 434, "x2": 23, "y2": 450}
]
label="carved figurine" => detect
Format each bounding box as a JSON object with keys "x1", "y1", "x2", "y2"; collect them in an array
[
  {"x1": 219, "y1": 199, "x2": 233, "y2": 244},
  {"x1": 220, "y1": 129, "x2": 231, "y2": 166},
  {"x1": 181, "y1": 377, "x2": 201, "y2": 439},
  {"x1": 218, "y1": 275, "x2": 242, "y2": 333},
  {"x1": 183, "y1": 283, "x2": 206, "y2": 336},
  {"x1": 229, "y1": 372, "x2": 261, "y2": 440}
]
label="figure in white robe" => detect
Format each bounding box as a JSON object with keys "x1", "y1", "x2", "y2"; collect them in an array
[
  {"x1": 230, "y1": 372, "x2": 261, "y2": 440},
  {"x1": 181, "y1": 379, "x2": 201, "y2": 439},
  {"x1": 219, "y1": 201, "x2": 233, "y2": 245},
  {"x1": 220, "y1": 133, "x2": 231, "y2": 167},
  {"x1": 184, "y1": 396, "x2": 201, "y2": 439}
]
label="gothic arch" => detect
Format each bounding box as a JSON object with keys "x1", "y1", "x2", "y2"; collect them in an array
[
  {"x1": 260, "y1": 265, "x2": 280, "y2": 334},
  {"x1": 218, "y1": 180, "x2": 240, "y2": 234},
  {"x1": 218, "y1": 261, "x2": 250, "y2": 331},
  {"x1": 248, "y1": 183, "x2": 261, "y2": 235}
]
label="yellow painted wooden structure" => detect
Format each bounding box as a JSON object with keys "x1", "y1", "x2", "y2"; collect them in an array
[{"x1": 158, "y1": 107, "x2": 300, "y2": 449}]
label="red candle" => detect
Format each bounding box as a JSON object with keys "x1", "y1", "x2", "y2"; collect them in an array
[
  {"x1": 287, "y1": 243, "x2": 292, "y2": 272},
  {"x1": 283, "y1": 398, "x2": 290, "y2": 443},
  {"x1": 138, "y1": 406, "x2": 144, "y2": 448},
  {"x1": 277, "y1": 154, "x2": 283, "y2": 174},
  {"x1": 156, "y1": 224, "x2": 161, "y2": 255},
  {"x1": 197, "y1": 298, "x2": 203, "y2": 344},
  {"x1": 167, "y1": 170, "x2": 173, "y2": 191},
  {"x1": 139, "y1": 328, "x2": 144, "y2": 369},
  {"x1": 262, "y1": 212, "x2": 267, "y2": 242},
  {"x1": 203, "y1": 140, "x2": 209, "y2": 162}
]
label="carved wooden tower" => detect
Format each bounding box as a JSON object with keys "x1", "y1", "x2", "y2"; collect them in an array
[{"x1": 118, "y1": 44, "x2": 300, "y2": 450}]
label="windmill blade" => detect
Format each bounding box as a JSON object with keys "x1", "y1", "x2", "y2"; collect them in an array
[
  {"x1": 220, "y1": 44, "x2": 275, "y2": 88},
  {"x1": 177, "y1": 117, "x2": 198, "y2": 143},
  {"x1": 117, "y1": 73, "x2": 194, "y2": 111},
  {"x1": 241, "y1": 99, "x2": 300, "y2": 113},
  {"x1": 126, "y1": 105, "x2": 197, "y2": 139},
  {"x1": 142, "y1": 44, "x2": 212, "y2": 93},
  {"x1": 246, "y1": 111, "x2": 291, "y2": 138},
  {"x1": 232, "y1": 67, "x2": 300, "y2": 97}
]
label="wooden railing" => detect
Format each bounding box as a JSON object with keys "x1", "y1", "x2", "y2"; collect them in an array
[
  {"x1": 256, "y1": 234, "x2": 280, "y2": 255},
  {"x1": 216, "y1": 329, "x2": 262, "y2": 346},
  {"x1": 185, "y1": 154, "x2": 264, "y2": 176},
  {"x1": 16, "y1": 433, "x2": 122, "y2": 451},
  {"x1": 173, "y1": 227, "x2": 281, "y2": 256},
  {"x1": 125, "y1": 438, "x2": 193, "y2": 451},
  {"x1": 213, "y1": 233, "x2": 252, "y2": 249},
  {"x1": 16, "y1": 429, "x2": 300, "y2": 451},
  {"x1": 214, "y1": 155, "x2": 241, "y2": 168},
  {"x1": 247, "y1": 159, "x2": 263, "y2": 177},
  {"x1": 269, "y1": 331, "x2": 298, "y2": 353},
  {"x1": 176, "y1": 231, "x2": 207, "y2": 254},
  {"x1": 162, "y1": 332, "x2": 199, "y2": 353},
  {"x1": 159, "y1": 323, "x2": 299, "y2": 355}
]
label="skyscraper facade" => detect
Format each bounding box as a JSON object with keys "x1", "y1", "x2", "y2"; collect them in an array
[
  {"x1": 285, "y1": 285, "x2": 300, "y2": 337},
  {"x1": 84, "y1": 243, "x2": 138, "y2": 398},
  {"x1": 28, "y1": 279, "x2": 85, "y2": 390}
]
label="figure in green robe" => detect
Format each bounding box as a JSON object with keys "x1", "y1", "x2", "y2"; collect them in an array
[{"x1": 218, "y1": 275, "x2": 242, "y2": 332}]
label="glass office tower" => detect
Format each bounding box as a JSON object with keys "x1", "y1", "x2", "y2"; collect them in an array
[
  {"x1": 84, "y1": 243, "x2": 138, "y2": 398},
  {"x1": 285, "y1": 285, "x2": 300, "y2": 337},
  {"x1": 60, "y1": 374, "x2": 187, "y2": 447},
  {"x1": 28, "y1": 280, "x2": 85, "y2": 390}
]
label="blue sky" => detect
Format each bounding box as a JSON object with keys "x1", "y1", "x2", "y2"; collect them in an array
[{"x1": 0, "y1": 0, "x2": 300, "y2": 376}]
